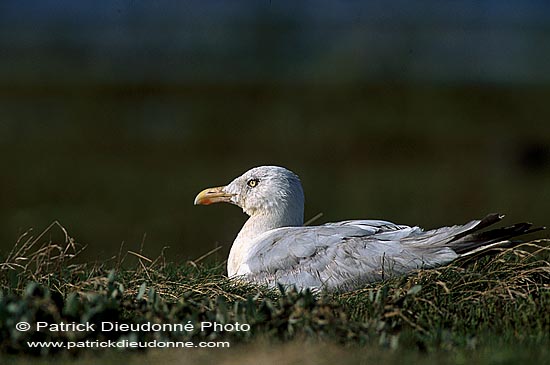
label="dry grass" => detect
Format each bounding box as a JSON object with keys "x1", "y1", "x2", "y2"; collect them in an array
[{"x1": 0, "y1": 222, "x2": 548, "y2": 360}]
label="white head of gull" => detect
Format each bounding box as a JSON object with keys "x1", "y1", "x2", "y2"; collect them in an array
[{"x1": 194, "y1": 166, "x2": 540, "y2": 292}]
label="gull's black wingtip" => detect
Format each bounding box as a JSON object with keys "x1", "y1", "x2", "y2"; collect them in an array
[{"x1": 524, "y1": 226, "x2": 546, "y2": 235}]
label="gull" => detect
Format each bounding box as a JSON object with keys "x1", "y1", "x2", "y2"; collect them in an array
[{"x1": 194, "y1": 166, "x2": 542, "y2": 292}]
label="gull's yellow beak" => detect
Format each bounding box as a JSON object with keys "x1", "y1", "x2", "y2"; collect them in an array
[{"x1": 194, "y1": 186, "x2": 234, "y2": 206}]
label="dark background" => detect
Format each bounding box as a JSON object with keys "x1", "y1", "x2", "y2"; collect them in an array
[{"x1": 1, "y1": 1, "x2": 549, "y2": 263}]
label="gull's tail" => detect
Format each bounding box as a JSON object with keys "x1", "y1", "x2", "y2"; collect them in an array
[{"x1": 449, "y1": 213, "x2": 545, "y2": 257}]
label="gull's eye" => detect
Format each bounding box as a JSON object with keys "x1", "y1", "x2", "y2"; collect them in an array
[{"x1": 247, "y1": 179, "x2": 259, "y2": 188}]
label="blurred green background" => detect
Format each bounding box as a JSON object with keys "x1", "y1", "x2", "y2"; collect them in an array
[{"x1": 1, "y1": 1, "x2": 549, "y2": 263}]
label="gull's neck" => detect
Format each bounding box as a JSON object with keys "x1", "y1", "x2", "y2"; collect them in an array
[{"x1": 227, "y1": 208, "x2": 303, "y2": 277}]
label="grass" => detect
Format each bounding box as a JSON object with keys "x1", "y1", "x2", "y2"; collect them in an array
[{"x1": 0, "y1": 222, "x2": 549, "y2": 364}]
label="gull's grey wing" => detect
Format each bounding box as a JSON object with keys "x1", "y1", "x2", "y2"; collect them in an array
[{"x1": 237, "y1": 219, "x2": 486, "y2": 291}]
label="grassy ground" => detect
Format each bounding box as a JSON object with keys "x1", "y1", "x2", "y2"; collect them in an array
[{"x1": 0, "y1": 222, "x2": 549, "y2": 364}]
